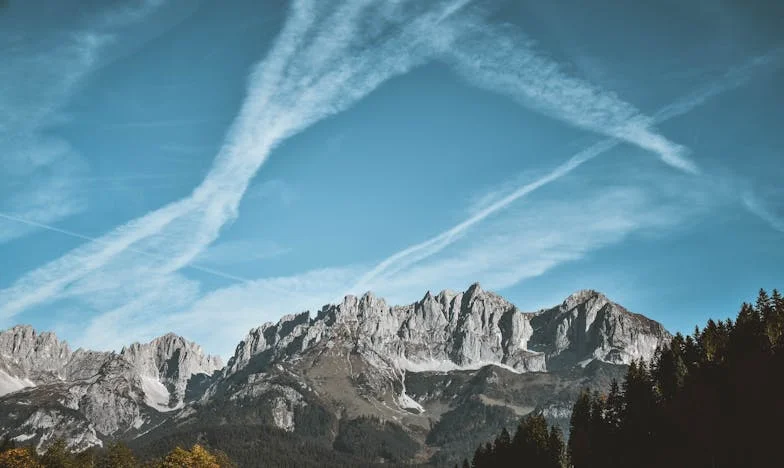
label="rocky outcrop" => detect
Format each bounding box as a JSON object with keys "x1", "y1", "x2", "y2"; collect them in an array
[
  {"x1": 528, "y1": 290, "x2": 671, "y2": 370},
  {"x1": 0, "y1": 328, "x2": 223, "y2": 452},
  {"x1": 0, "y1": 326, "x2": 72, "y2": 388},
  {"x1": 121, "y1": 333, "x2": 223, "y2": 408},
  {"x1": 225, "y1": 284, "x2": 668, "y2": 378},
  {"x1": 0, "y1": 285, "x2": 672, "y2": 459}
]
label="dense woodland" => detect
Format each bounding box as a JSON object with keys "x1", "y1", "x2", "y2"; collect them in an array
[
  {"x1": 467, "y1": 288, "x2": 784, "y2": 468},
  {"x1": 2, "y1": 288, "x2": 781, "y2": 467}
]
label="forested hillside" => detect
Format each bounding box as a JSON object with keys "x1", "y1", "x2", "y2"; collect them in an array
[{"x1": 467, "y1": 288, "x2": 784, "y2": 468}]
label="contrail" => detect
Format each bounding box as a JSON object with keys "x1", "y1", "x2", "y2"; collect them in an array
[
  {"x1": 353, "y1": 49, "x2": 784, "y2": 291},
  {"x1": 443, "y1": 21, "x2": 697, "y2": 174},
  {"x1": 0, "y1": 211, "x2": 250, "y2": 283},
  {"x1": 0, "y1": 0, "x2": 482, "y2": 320}
]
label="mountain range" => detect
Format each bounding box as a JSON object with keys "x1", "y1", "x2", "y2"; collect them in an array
[{"x1": 0, "y1": 284, "x2": 671, "y2": 466}]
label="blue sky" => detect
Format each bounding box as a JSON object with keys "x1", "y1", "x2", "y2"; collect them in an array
[{"x1": 1, "y1": 0, "x2": 782, "y2": 358}]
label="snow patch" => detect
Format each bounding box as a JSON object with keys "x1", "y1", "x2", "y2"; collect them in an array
[
  {"x1": 141, "y1": 377, "x2": 180, "y2": 412},
  {"x1": 577, "y1": 358, "x2": 594, "y2": 368},
  {"x1": 396, "y1": 370, "x2": 424, "y2": 414},
  {"x1": 396, "y1": 357, "x2": 524, "y2": 375},
  {"x1": 0, "y1": 369, "x2": 35, "y2": 396},
  {"x1": 13, "y1": 433, "x2": 36, "y2": 442},
  {"x1": 397, "y1": 391, "x2": 424, "y2": 413}
]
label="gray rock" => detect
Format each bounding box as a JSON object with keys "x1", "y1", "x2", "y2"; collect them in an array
[
  {"x1": 0, "y1": 327, "x2": 223, "y2": 452},
  {"x1": 225, "y1": 284, "x2": 668, "y2": 378},
  {"x1": 0, "y1": 285, "x2": 671, "y2": 456}
]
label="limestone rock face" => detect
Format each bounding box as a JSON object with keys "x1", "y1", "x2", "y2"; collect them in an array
[
  {"x1": 528, "y1": 290, "x2": 671, "y2": 370},
  {"x1": 0, "y1": 284, "x2": 671, "y2": 458},
  {"x1": 121, "y1": 333, "x2": 223, "y2": 406},
  {"x1": 225, "y1": 284, "x2": 668, "y2": 379},
  {"x1": 0, "y1": 328, "x2": 223, "y2": 452},
  {"x1": 0, "y1": 326, "x2": 72, "y2": 388}
]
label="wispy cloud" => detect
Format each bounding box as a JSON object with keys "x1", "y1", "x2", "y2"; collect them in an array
[
  {"x1": 93, "y1": 117, "x2": 225, "y2": 130},
  {"x1": 4, "y1": 2, "x2": 780, "y2": 359},
  {"x1": 369, "y1": 184, "x2": 706, "y2": 305},
  {"x1": 0, "y1": 0, "x2": 166, "y2": 244},
  {"x1": 743, "y1": 191, "x2": 784, "y2": 233},
  {"x1": 442, "y1": 20, "x2": 698, "y2": 174},
  {"x1": 0, "y1": 0, "x2": 485, "y2": 337},
  {"x1": 0, "y1": 211, "x2": 251, "y2": 284},
  {"x1": 144, "y1": 267, "x2": 360, "y2": 358},
  {"x1": 194, "y1": 239, "x2": 290, "y2": 267},
  {"x1": 353, "y1": 50, "x2": 783, "y2": 290}
]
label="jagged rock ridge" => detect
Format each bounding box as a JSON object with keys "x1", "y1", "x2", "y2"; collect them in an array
[
  {"x1": 1, "y1": 285, "x2": 670, "y2": 462},
  {"x1": 225, "y1": 284, "x2": 670, "y2": 378},
  {"x1": 0, "y1": 327, "x2": 222, "y2": 452}
]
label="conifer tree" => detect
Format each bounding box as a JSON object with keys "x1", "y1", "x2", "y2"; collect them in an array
[
  {"x1": 546, "y1": 426, "x2": 565, "y2": 468},
  {"x1": 99, "y1": 442, "x2": 136, "y2": 468},
  {"x1": 40, "y1": 440, "x2": 75, "y2": 468},
  {"x1": 568, "y1": 389, "x2": 593, "y2": 468},
  {"x1": 493, "y1": 427, "x2": 511, "y2": 465},
  {"x1": 0, "y1": 438, "x2": 16, "y2": 455}
]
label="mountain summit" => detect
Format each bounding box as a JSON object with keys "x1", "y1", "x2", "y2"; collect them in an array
[{"x1": 0, "y1": 285, "x2": 669, "y2": 463}]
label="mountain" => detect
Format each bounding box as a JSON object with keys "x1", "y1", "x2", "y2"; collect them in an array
[
  {"x1": 0, "y1": 327, "x2": 222, "y2": 452},
  {"x1": 0, "y1": 285, "x2": 670, "y2": 465}
]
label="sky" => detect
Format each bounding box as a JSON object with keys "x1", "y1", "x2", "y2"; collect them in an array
[{"x1": 1, "y1": 0, "x2": 782, "y2": 359}]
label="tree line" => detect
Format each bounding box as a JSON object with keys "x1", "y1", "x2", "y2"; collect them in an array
[
  {"x1": 3, "y1": 288, "x2": 782, "y2": 467},
  {"x1": 464, "y1": 288, "x2": 784, "y2": 468},
  {"x1": 0, "y1": 439, "x2": 234, "y2": 468}
]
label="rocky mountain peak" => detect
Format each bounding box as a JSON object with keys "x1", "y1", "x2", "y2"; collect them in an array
[
  {"x1": 120, "y1": 333, "x2": 223, "y2": 408},
  {"x1": 563, "y1": 289, "x2": 605, "y2": 308},
  {"x1": 0, "y1": 325, "x2": 72, "y2": 382},
  {"x1": 223, "y1": 285, "x2": 671, "y2": 381},
  {"x1": 1, "y1": 284, "x2": 675, "y2": 458}
]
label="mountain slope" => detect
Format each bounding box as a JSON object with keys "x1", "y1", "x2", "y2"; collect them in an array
[
  {"x1": 0, "y1": 328, "x2": 222, "y2": 452},
  {"x1": 0, "y1": 285, "x2": 669, "y2": 464}
]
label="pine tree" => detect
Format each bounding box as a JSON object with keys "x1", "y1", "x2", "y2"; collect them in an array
[
  {"x1": 757, "y1": 289, "x2": 779, "y2": 345},
  {"x1": 513, "y1": 414, "x2": 551, "y2": 466},
  {"x1": 546, "y1": 426, "x2": 565, "y2": 468},
  {"x1": 605, "y1": 379, "x2": 623, "y2": 429},
  {"x1": 40, "y1": 440, "x2": 75, "y2": 468},
  {"x1": 568, "y1": 389, "x2": 593, "y2": 468},
  {"x1": 471, "y1": 443, "x2": 487, "y2": 468},
  {"x1": 773, "y1": 289, "x2": 784, "y2": 314},
  {"x1": 493, "y1": 427, "x2": 511, "y2": 465},
  {"x1": 767, "y1": 289, "x2": 784, "y2": 346},
  {"x1": 652, "y1": 345, "x2": 686, "y2": 402}
]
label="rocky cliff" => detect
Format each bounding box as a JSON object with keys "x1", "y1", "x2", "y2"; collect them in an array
[
  {"x1": 0, "y1": 285, "x2": 670, "y2": 463},
  {"x1": 0, "y1": 328, "x2": 222, "y2": 452},
  {"x1": 225, "y1": 284, "x2": 668, "y2": 378}
]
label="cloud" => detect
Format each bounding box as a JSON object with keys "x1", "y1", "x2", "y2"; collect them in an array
[
  {"x1": 368, "y1": 183, "x2": 706, "y2": 304},
  {"x1": 0, "y1": 1, "x2": 166, "y2": 244},
  {"x1": 147, "y1": 267, "x2": 360, "y2": 358},
  {"x1": 353, "y1": 50, "x2": 782, "y2": 290},
  {"x1": 194, "y1": 239, "x2": 290, "y2": 266},
  {"x1": 4, "y1": 2, "x2": 781, "y2": 358},
  {"x1": 0, "y1": 0, "x2": 485, "y2": 337},
  {"x1": 743, "y1": 191, "x2": 784, "y2": 233},
  {"x1": 442, "y1": 20, "x2": 699, "y2": 174}
]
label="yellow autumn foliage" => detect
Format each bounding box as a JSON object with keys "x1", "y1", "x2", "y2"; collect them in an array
[
  {"x1": 0, "y1": 448, "x2": 42, "y2": 468},
  {"x1": 158, "y1": 444, "x2": 222, "y2": 468}
]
